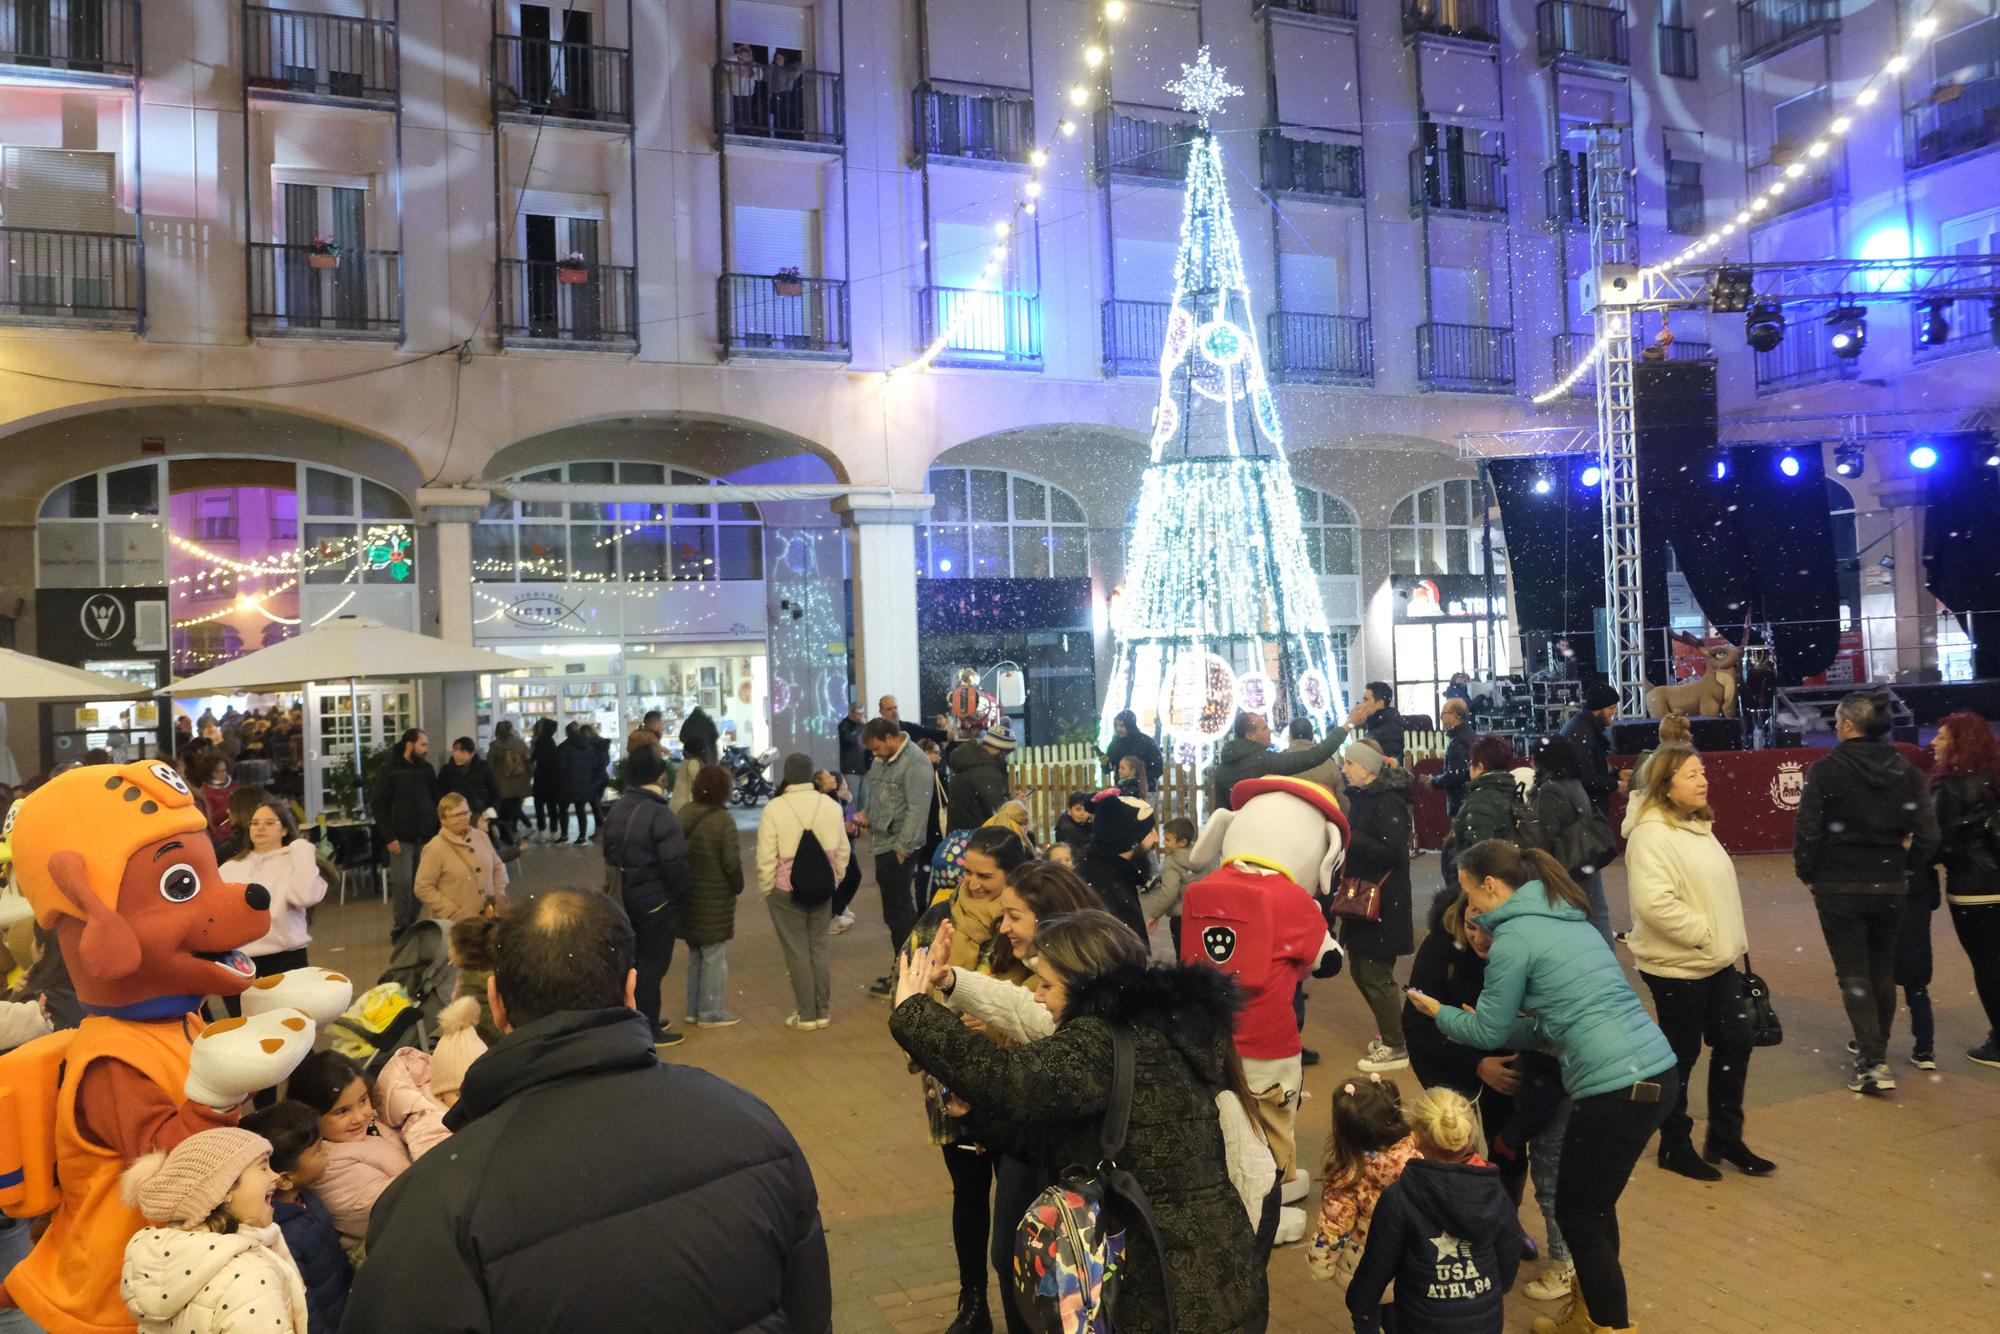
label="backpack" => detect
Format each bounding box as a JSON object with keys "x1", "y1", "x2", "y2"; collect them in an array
[
  {"x1": 772, "y1": 796, "x2": 837, "y2": 908},
  {"x1": 1508, "y1": 791, "x2": 1547, "y2": 854},
  {"x1": 0, "y1": 1029, "x2": 75, "y2": 1219},
  {"x1": 490, "y1": 742, "x2": 528, "y2": 783},
  {"x1": 1012, "y1": 1026, "x2": 1177, "y2": 1334}
]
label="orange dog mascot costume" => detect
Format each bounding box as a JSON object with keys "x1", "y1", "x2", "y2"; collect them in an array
[{"x1": 0, "y1": 761, "x2": 334, "y2": 1333}]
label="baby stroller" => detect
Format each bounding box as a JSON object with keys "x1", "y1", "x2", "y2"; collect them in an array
[{"x1": 327, "y1": 918, "x2": 460, "y2": 1075}]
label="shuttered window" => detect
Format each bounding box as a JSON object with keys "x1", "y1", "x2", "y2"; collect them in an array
[
  {"x1": 731, "y1": 205, "x2": 810, "y2": 275},
  {"x1": 730, "y1": 1, "x2": 809, "y2": 54},
  {"x1": 0, "y1": 148, "x2": 117, "y2": 231}
]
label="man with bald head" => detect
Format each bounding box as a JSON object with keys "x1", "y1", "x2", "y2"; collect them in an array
[{"x1": 877, "y1": 694, "x2": 949, "y2": 747}]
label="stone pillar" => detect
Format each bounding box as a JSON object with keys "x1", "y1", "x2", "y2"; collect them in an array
[
  {"x1": 418, "y1": 488, "x2": 489, "y2": 745},
  {"x1": 832, "y1": 492, "x2": 932, "y2": 720}
]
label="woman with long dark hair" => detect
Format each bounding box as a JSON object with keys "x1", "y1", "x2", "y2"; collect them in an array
[
  {"x1": 1930, "y1": 711, "x2": 2000, "y2": 1068},
  {"x1": 1532, "y1": 734, "x2": 1613, "y2": 942},
  {"x1": 529, "y1": 717, "x2": 561, "y2": 843}
]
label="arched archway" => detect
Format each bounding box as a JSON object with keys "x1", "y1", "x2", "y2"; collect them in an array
[{"x1": 480, "y1": 411, "x2": 850, "y2": 488}]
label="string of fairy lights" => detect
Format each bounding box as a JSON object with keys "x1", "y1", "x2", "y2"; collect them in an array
[{"x1": 1534, "y1": 8, "x2": 1952, "y2": 405}]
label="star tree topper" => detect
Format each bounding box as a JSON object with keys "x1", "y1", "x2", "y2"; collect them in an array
[{"x1": 1165, "y1": 46, "x2": 1241, "y2": 128}]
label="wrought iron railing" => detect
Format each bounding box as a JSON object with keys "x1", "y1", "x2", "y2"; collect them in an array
[
  {"x1": 0, "y1": 225, "x2": 138, "y2": 323},
  {"x1": 916, "y1": 287, "x2": 1041, "y2": 367},
  {"x1": 719, "y1": 273, "x2": 849, "y2": 358},
  {"x1": 1268, "y1": 312, "x2": 1371, "y2": 384},
  {"x1": 914, "y1": 84, "x2": 1034, "y2": 164},
  {"x1": 1658, "y1": 22, "x2": 1697, "y2": 79},
  {"x1": 1257, "y1": 0, "x2": 1358, "y2": 20},
  {"x1": 494, "y1": 34, "x2": 631, "y2": 126},
  {"x1": 1738, "y1": 0, "x2": 1839, "y2": 66},
  {"x1": 1097, "y1": 109, "x2": 1197, "y2": 183},
  {"x1": 1411, "y1": 145, "x2": 1508, "y2": 216},
  {"x1": 1419, "y1": 322, "x2": 1514, "y2": 391},
  {"x1": 1754, "y1": 329, "x2": 1855, "y2": 392},
  {"x1": 244, "y1": 5, "x2": 397, "y2": 103},
  {"x1": 1904, "y1": 77, "x2": 2000, "y2": 171},
  {"x1": 1537, "y1": 1, "x2": 1629, "y2": 65},
  {"x1": 499, "y1": 259, "x2": 637, "y2": 346},
  {"x1": 1666, "y1": 168, "x2": 1704, "y2": 235},
  {"x1": 1402, "y1": 0, "x2": 1500, "y2": 43},
  {"x1": 716, "y1": 60, "x2": 843, "y2": 146},
  {"x1": 249, "y1": 243, "x2": 400, "y2": 336},
  {"x1": 1545, "y1": 152, "x2": 1590, "y2": 228},
  {"x1": 1261, "y1": 129, "x2": 1364, "y2": 201},
  {"x1": 1101, "y1": 299, "x2": 1170, "y2": 376},
  {"x1": 1910, "y1": 296, "x2": 1994, "y2": 360},
  {"x1": 0, "y1": 0, "x2": 133, "y2": 75},
  {"x1": 1749, "y1": 153, "x2": 1840, "y2": 215}
]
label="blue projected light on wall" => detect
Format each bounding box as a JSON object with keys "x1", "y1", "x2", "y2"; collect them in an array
[
  {"x1": 1580, "y1": 465, "x2": 1602, "y2": 488},
  {"x1": 1908, "y1": 444, "x2": 1940, "y2": 470},
  {"x1": 1857, "y1": 225, "x2": 1914, "y2": 293},
  {"x1": 1778, "y1": 453, "x2": 1802, "y2": 478}
]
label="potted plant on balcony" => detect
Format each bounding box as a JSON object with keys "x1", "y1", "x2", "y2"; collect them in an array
[
  {"x1": 772, "y1": 265, "x2": 805, "y2": 297},
  {"x1": 556, "y1": 252, "x2": 590, "y2": 285},
  {"x1": 307, "y1": 236, "x2": 340, "y2": 270}
]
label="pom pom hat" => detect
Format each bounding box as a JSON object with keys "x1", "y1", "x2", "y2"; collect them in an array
[
  {"x1": 427, "y1": 996, "x2": 488, "y2": 1099},
  {"x1": 119, "y1": 1128, "x2": 271, "y2": 1227}
]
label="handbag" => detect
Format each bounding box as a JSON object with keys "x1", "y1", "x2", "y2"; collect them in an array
[
  {"x1": 1741, "y1": 954, "x2": 1783, "y2": 1048},
  {"x1": 1324, "y1": 870, "x2": 1387, "y2": 923}
]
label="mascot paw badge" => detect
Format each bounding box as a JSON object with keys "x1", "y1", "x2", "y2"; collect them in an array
[
  {"x1": 1202, "y1": 926, "x2": 1237, "y2": 964},
  {"x1": 241, "y1": 967, "x2": 353, "y2": 1028}
]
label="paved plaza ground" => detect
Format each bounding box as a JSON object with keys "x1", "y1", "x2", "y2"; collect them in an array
[{"x1": 312, "y1": 818, "x2": 1999, "y2": 1332}]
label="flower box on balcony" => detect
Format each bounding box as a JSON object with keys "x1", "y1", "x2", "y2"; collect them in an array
[
  {"x1": 556, "y1": 253, "x2": 590, "y2": 285},
  {"x1": 308, "y1": 236, "x2": 340, "y2": 269},
  {"x1": 773, "y1": 267, "x2": 804, "y2": 297}
]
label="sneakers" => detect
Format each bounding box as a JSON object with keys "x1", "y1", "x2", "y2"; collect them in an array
[
  {"x1": 1524, "y1": 1260, "x2": 1576, "y2": 1302},
  {"x1": 1911, "y1": 1050, "x2": 1937, "y2": 1071},
  {"x1": 651, "y1": 1026, "x2": 685, "y2": 1048},
  {"x1": 867, "y1": 975, "x2": 895, "y2": 998},
  {"x1": 696, "y1": 1014, "x2": 743, "y2": 1029},
  {"x1": 1846, "y1": 1061, "x2": 1896, "y2": 1094},
  {"x1": 1357, "y1": 1040, "x2": 1409, "y2": 1073},
  {"x1": 828, "y1": 910, "x2": 856, "y2": 935},
  {"x1": 1968, "y1": 1038, "x2": 2000, "y2": 1069},
  {"x1": 784, "y1": 1013, "x2": 830, "y2": 1031}
]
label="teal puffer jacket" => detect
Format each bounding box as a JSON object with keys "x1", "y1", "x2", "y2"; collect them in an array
[{"x1": 1435, "y1": 882, "x2": 1675, "y2": 1100}]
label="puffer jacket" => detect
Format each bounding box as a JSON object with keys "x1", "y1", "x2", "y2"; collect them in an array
[
  {"x1": 1206, "y1": 729, "x2": 1347, "y2": 810},
  {"x1": 1104, "y1": 717, "x2": 1165, "y2": 788},
  {"x1": 1451, "y1": 771, "x2": 1520, "y2": 851},
  {"x1": 601, "y1": 785, "x2": 691, "y2": 919},
  {"x1": 122, "y1": 1224, "x2": 309, "y2": 1334},
  {"x1": 1341, "y1": 768, "x2": 1415, "y2": 958},
  {"x1": 1402, "y1": 891, "x2": 1491, "y2": 1096},
  {"x1": 318, "y1": 1126, "x2": 411, "y2": 1249},
  {"x1": 944, "y1": 743, "x2": 1010, "y2": 832},
  {"x1": 342, "y1": 1008, "x2": 830, "y2": 1333},
  {"x1": 273, "y1": 1190, "x2": 351, "y2": 1334},
  {"x1": 373, "y1": 1048, "x2": 454, "y2": 1160},
  {"x1": 1345, "y1": 1157, "x2": 1523, "y2": 1334},
  {"x1": 1306, "y1": 1134, "x2": 1418, "y2": 1285},
  {"x1": 1359, "y1": 707, "x2": 1405, "y2": 762},
  {"x1": 556, "y1": 735, "x2": 602, "y2": 804},
  {"x1": 1932, "y1": 771, "x2": 2000, "y2": 902},
  {"x1": 678, "y1": 799, "x2": 746, "y2": 945},
  {"x1": 1437, "y1": 883, "x2": 1676, "y2": 1100},
  {"x1": 1794, "y1": 738, "x2": 1940, "y2": 891},
  {"x1": 892, "y1": 963, "x2": 1268, "y2": 1334}
]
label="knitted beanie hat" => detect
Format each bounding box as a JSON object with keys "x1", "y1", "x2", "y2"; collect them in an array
[
  {"x1": 1339, "y1": 740, "x2": 1386, "y2": 778},
  {"x1": 119, "y1": 1128, "x2": 272, "y2": 1227},
  {"x1": 428, "y1": 996, "x2": 489, "y2": 1100}
]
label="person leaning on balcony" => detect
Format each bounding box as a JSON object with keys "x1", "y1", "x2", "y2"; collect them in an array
[{"x1": 727, "y1": 44, "x2": 764, "y2": 129}]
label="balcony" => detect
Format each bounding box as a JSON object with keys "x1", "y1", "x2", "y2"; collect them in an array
[
  {"x1": 1544, "y1": 152, "x2": 1590, "y2": 229},
  {"x1": 1749, "y1": 151, "x2": 1842, "y2": 218},
  {"x1": 1255, "y1": 0, "x2": 1358, "y2": 23},
  {"x1": 1905, "y1": 78, "x2": 2000, "y2": 172},
  {"x1": 1537, "y1": 2, "x2": 1629, "y2": 67},
  {"x1": 0, "y1": 0, "x2": 133, "y2": 82},
  {"x1": 1738, "y1": 0, "x2": 1838, "y2": 67},
  {"x1": 0, "y1": 225, "x2": 138, "y2": 327},
  {"x1": 1102, "y1": 299, "x2": 1169, "y2": 377},
  {"x1": 1268, "y1": 311, "x2": 1371, "y2": 385},
  {"x1": 1911, "y1": 296, "x2": 1994, "y2": 362},
  {"x1": 716, "y1": 60, "x2": 843, "y2": 150},
  {"x1": 243, "y1": 5, "x2": 397, "y2": 106},
  {"x1": 914, "y1": 83, "x2": 1034, "y2": 166},
  {"x1": 719, "y1": 273, "x2": 848, "y2": 362},
  {"x1": 1666, "y1": 169, "x2": 1704, "y2": 235},
  {"x1": 916, "y1": 287, "x2": 1041, "y2": 369},
  {"x1": 1097, "y1": 109, "x2": 1198, "y2": 185},
  {"x1": 1402, "y1": 0, "x2": 1500, "y2": 44},
  {"x1": 1410, "y1": 145, "x2": 1507, "y2": 218},
  {"x1": 1260, "y1": 129, "x2": 1364, "y2": 203},
  {"x1": 1418, "y1": 322, "x2": 1514, "y2": 392},
  {"x1": 1754, "y1": 331, "x2": 1857, "y2": 394},
  {"x1": 1658, "y1": 23, "x2": 1697, "y2": 79},
  {"x1": 498, "y1": 259, "x2": 637, "y2": 349},
  {"x1": 494, "y1": 34, "x2": 631, "y2": 128},
  {"x1": 248, "y1": 242, "x2": 399, "y2": 339}
]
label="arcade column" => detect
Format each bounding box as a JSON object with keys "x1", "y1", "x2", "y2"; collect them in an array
[
  {"x1": 417, "y1": 487, "x2": 489, "y2": 745},
  {"x1": 831, "y1": 492, "x2": 932, "y2": 721}
]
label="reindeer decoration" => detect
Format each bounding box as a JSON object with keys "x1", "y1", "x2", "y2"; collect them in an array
[{"x1": 1645, "y1": 635, "x2": 1745, "y2": 719}]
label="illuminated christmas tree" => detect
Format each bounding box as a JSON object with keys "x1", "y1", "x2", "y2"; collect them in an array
[{"x1": 1099, "y1": 48, "x2": 1349, "y2": 764}]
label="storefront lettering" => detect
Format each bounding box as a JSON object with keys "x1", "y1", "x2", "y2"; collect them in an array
[{"x1": 499, "y1": 594, "x2": 585, "y2": 629}]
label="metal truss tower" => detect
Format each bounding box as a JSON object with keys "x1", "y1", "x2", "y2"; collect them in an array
[{"x1": 1587, "y1": 126, "x2": 1646, "y2": 715}]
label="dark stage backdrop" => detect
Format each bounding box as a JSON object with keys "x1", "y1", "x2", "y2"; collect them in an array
[{"x1": 1922, "y1": 432, "x2": 2000, "y2": 681}]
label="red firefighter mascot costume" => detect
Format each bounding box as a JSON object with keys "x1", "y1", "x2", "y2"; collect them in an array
[
  {"x1": 1180, "y1": 774, "x2": 1348, "y2": 1246},
  {"x1": 0, "y1": 761, "x2": 340, "y2": 1333}
]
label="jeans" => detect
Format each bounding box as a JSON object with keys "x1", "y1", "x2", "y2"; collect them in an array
[
  {"x1": 1896, "y1": 894, "x2": 1935, "y2": 1056},
  {"x1": 685, "y1": 941, "x2": 730, "y2": 1024},
  {"x1": 388, "y1": 843, "x2": 422, "y2": 940},
  {"x1": 0, "y1": 1218, "x2": 43, "y2": 1332},
  {"x1": 991, "y1": 1155, "x2": 1048, "y2": 1334},
  {"x1": 1579, "y1": 867, "x2": 1613, "y2": 945},
  {"x1": 1642, "y1": 966, "x2": 1753, "y2": 1152},
  {"x1": 875, "y1": 850, "x2": 920, "y2": 959},
  {"x1": 1349, "y1": 952, "x2": 1406, "y2": 1048},
  {"x1": 1949, "y1": 901, "x2": 2000, "y2": 1040},
  {"x1": 1556, "y1": 1067, "x2": 1678, "y2": 1328},
  {"x1": 631, "y1": 899, "x2": 681, "y2": 1034},
  {"x1": 1529, "y1": 1108, "x2": 1572, "y2": 1264},
  {"x1": 1814, "y1": 889, "x2": 1904, "y2": 1065},
  {"x1": 768, "y1": 891, "x2": 832, "y2": 1021},
  {"x1": 943, "y1": 1147, "x2": 998, "y2": 1295}
]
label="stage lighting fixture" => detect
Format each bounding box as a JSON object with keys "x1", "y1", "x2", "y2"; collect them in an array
[
  {"x1": 1745, "y1": 301, "x2": 1785, "y2": 352},
  {"x1": 1833, "y1": 443, "x2": 1866, "y2": 478},
  {"x1": 1779, "y1": 453, "x2": 1802, "y2": 478},
  {"x1": 1915, "y1": 298, "x2": 1951, "y2": 347},
  {"x1": 1580, "y1": 465, "x2": 1602, "y2": 488},
  {"x1": 1533, "y1": 476, "x2": 1553, "y2": 495},
  {"x1": 1825, "y1": 305, "x2": 1867, "y2": 359},
  {"x1": 1988, "y1": 452, "x2": 2000, "y2": 467},
  {"x1": 1908, "y1": 443, "x2": 1939, "y2": 471},
  {"x1": 1714, "y1": 458, "x2": 1729, "y2": 480},
  {"x1": 1710, "y1": 266, "x2": 1755, "y2": 314}
]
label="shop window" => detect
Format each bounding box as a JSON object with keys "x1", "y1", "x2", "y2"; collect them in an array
[
  {"x1": 919, "y1": 467, "x2": 1091, "y2": 580},
  {"x1": 474, "y1": 460, "x2": 764, "y2": 582},
  {"x1": 1296, "y1": 486, "x2": 1359, "y2": 576}
]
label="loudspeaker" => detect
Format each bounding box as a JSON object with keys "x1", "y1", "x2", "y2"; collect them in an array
[{"x1": 1609, "y1": 716, "x2": 1747, "y2": 754}]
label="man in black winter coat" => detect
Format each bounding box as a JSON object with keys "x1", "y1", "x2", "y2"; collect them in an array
[
  {"x1": 1559, "y1": 681, "x2": 1622, "y2": 814},
  {"x1": 438, "y1": 736, "x2": 500, "y2": 819},
  {"x1": 1794, "y1": 689, "x2": 1941, "y2": 1092},
  {"x1": 602, "y1": 747, "x2": 692, "y2": 1044},
  {"x1": 343, "y1": 889, "x2": 831, "y2": 1334},
  {"x1": 1431, "y1": 698, "x2": 1476, "y2": 889},
  {"x1": 1349, "y1": 681, "x2": 1406, "y2": 763},
  {"x1": 944, "y1": 723, "x2": 1014, "y2": 832},
  {"x1": 1102, "y1": 709, "x2": 1164, "y2": 789},
  {"x1": 836, "y1": 701, "x2": 870, "y2": 808},
  {"x1": 371, "y1": 728, "x2": 439, "y2": 941}
]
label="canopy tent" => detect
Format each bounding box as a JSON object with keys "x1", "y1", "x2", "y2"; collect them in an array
[{"x1": 0, "y1": 648, "x2": 151, "y2": 702}]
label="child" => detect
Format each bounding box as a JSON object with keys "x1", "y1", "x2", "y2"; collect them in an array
[
  {"x1": 1053, "y1": 790, "x2": 1093, "y2": 858},
  {"x1": 1140, "y1": 816, "x2": 1204, "y2": 954},
  {"x1": 1046, "y1": 842, "x2": 1075, "y2": 869},
  {"x1": 372, "y1": 997, "x2": 485, "y2": 1159},
  {"x1": 1344, "y1": 1088, "x2": 1522, "y2": 1333},
  {"x1": 1115, "y1": 755, "x2": 1147, "y2": 797},
  {"x1": 240, "y1": 1102, "x2": 353, "y2": 1334},
  {"x1": 118, "y1": 1127, "x2": 310, "y2": 1333},
  {"x1": 449, "y1": 917, "x2": 501, "y2": 1042},
  {"x1": 285, "y1": 1050, "x2": 411, "y2": 1254},
  {"x1": 1306, "y1": 1076, "x2": 1416, "y2": 1290}
]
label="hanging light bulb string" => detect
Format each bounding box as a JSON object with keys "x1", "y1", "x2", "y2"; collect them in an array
[{"x1": 1533, "y1": 7, "x2": 1951, "y2": 405}]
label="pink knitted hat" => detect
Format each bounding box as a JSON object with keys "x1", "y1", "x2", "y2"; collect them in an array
[
  {"x1": 119, "y1": 1128, "x2": 272, "y2": 1226},
  {"x1": 428, "y1": 996, "x2": 489, "y2": 1099}
]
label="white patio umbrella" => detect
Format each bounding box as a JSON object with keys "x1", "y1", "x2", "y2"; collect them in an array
[{"x1": 0, "y1": 648, "x2": 152, "y2": 701}]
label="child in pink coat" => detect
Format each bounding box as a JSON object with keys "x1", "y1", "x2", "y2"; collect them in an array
[
  {"x1": 372, "y1": 998, "x2": 487, "y2": 1160},
  {"x1": 285, "y1": 1050, "x2": 411, "y2": 1253},
  {"x1": 1307, "y1": 1076, "x2": 1418, "y2": 1291}
]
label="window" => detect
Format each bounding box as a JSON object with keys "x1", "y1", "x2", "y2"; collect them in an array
[
  {"x1": 475, "y1": 461, "x2": 763, "y2": 583},
  {"x1": 919, "y1": 468, "x2": 1089, "y2": 579},
  {"x1": 1935, "y1": 13, "x2": 2000, "y2": 88},
  {"x1": 1294, "y1": 487, "x2": 1359, "y2": 576},
  {"x1": 1390, "y1": 479, "x2": 1506, "y2": 575}
]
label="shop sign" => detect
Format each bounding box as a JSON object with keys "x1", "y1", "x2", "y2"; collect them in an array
[
  {"x1": 35, "y1": 587, "x2": 171, "y2": 665},
  {"x1": 134, "y1": 703, "x2": 160, "y2": 726},
  {"x1": 475, "y1": 581, "x2": 766, "y2": 642},
  {"x1": 1392, "y1": 575, "x2": 1507, "y2": 622}
]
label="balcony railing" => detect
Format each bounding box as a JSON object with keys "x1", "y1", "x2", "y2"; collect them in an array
[
  {"x1": 1537, "y1": 1, "x2": 1629, "y2": 66},
  {"x1": 248, "y1": 242, "x2": 399, "y2": 338},
  {"x1": 498, "y1": 259, "x2": 637, "y2": 348},
  {"x1": 1666, "y1": 169, "x2": 1704, "y2": 234},
  {"x1": 1545, "y1": 152, "x2": 1590, "y2": 228},
  {"x1": 0, "y1": 0, "x2": 133, "y2": 78},
  {"x1": 495, "y1": 34, "x2": 632, "y2": 127},
  {"x1": 1256, "y1": 0, "x2": 1358, "y2": 22},
  {"x1": 0, "y1": 225, "x2": 138, "y2": 326},
  {"x1": 915, "y1": 84, "x2": 1034, "y2": 165},
  {"x1": 1754, "y1": 329, "x2": 1856, "y2": 393},
  {"x1": 1419, "y1": 322, "x2": 1514, "y2": 392},
  {"x1": 244, "y1": 6, "x2": 397, "y2": 104},
  {"x1": 1749, "y1": 153, "x2": 1841, "y2": 216},
  {"x1": 716, "y1": 60, "x2": 843, "y2": 147},
  {"x1": 1098, "y1": 109, "x2": 1197, "y2": 184},
  {"x1": 1738, "y1": 0, "x2": 1838, "y2": 66},
  {"x1": 1411, "y1": 145, "x2": 1507, "y2": 217},
  {"x1": 1904, "y1": 78, "x2": 2000, "y2": 172},
  {"x1": 1268, "y1": 311, "x2": 1371, "y2": 384},
  {"x1": 1658, "y1": 23, "x2": 1697, "y2": 79},
  {"x1": 1911, "y1": 296, "x2": 1994, "y2": 361},
  {"x1": 916, "y1": 287, "x2": 1041, "y2": 368},
  {"x1": 1261, "y1": 129, "x2": 1364, "y2": 202},
  {"x1": 719, "y1": 273, "x2": 849, "y2": 360},
  {"x1": 1102, "y1": 299, "x2": 1170, "y2": 377},
  {"x1": 1402, "y1": 0, "x2": 1500, "y2": 43}
]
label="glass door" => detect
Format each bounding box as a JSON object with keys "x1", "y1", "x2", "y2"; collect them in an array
[{"x1": 306, "y1": 681, "x2": 416, "y2": 822}]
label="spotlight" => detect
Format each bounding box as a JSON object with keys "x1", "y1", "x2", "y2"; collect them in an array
[
  {"x1": 1580, "y1": 465, "x2": 1602, "y2": 488},
  {"x1": 1779, "y1": 453, "x2": 1802, "y2": 478},
  {"x1": 1908, "y1": 443, "x2": 1939, "y2": 471},
  {"x1": 1715, "y1": 458, "x2": 1729, "y2": 480},
  {"x1": 1710, "y1": 266, "x2": 1755, "y2": 314},
  {"x1": 1825, "y1": 304, "x2": 1867, "y2": 359},
  {"x1": 1834, "y1": 442, "x2": 1866, "y2": 478},
  {"x1": 1916, "y1": 299, "x2": 1951, "y2": 347},
  {"x1": 1745, "y1": 301, "x2": 1785, "y2": 352},
  {"x1": 1988, "y1": 453, "x2": 2000, "y2": 467},
  {"x1": 1533, "y1": 477, "x2": 1553, "y2": 495}
]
